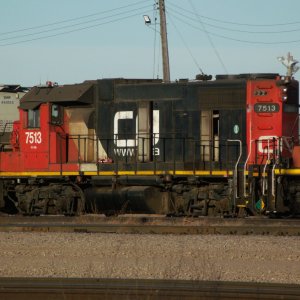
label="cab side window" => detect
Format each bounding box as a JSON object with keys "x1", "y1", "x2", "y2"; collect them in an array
[
  {"x1": 27, "y1": 108, "x2": 40, "y2": 128},
  {"x1": 51, "y1": 104, "x2": 63, "y2": 125}
]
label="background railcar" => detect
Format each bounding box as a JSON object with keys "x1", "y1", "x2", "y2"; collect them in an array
[{"x1": 0, "y1": 85, "x2": 29, "y2": 150}]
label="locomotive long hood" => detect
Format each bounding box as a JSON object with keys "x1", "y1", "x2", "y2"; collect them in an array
[{"x1": 19, "y1": 82, "x2": 94, "y2": 110}]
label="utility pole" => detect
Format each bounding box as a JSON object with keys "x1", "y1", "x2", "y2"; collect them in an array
[{"x1": 159, "y1": 0, "x2": 170, "y2": 82}]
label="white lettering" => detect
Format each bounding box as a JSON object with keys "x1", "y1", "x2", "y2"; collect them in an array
[
  {"x1": 25, "y1": 131, "x2": 42, "y2": 144},
  {"x1": 153, "y1": 147, "x2": 160, "y2": 156},
  {"x1": 114, "y1": 148, "x2": 135, "y2": 156}
]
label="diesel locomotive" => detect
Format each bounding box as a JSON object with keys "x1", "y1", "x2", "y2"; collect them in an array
[{"x1": 0, "y1": 72, "x2": 299, "y2": 217}]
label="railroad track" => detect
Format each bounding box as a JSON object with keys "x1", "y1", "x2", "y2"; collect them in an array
[
  {"x1": 0, "y1": 278, "x2": 299, "y2": 300},
  {"x1": 0, "y1": 215, "x2": 300, "y2": 235}
]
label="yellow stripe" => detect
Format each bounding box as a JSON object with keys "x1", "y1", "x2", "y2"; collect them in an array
[
  {"x1": 136, "y1": 171, "x2": 164, "y2": 175},
  {"x1": 274, "y1": 169, "x2": 300, "y2": 175},
  {"x1": 0, "y1": 170, "x2": 234, "y2": 177},
  {"x1": 4, "y1": 168, "x2": 300, "y2": 178},
  {"x1": 88, "y1": 169, "x2": 300, "y2": 177}
]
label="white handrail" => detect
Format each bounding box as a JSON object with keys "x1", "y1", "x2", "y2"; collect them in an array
[
  {"x1": 262, "y1": 139, "x2": 270, "y2": 196},
  {"x1": 243, "y1": 139, "x2": 255, "y2": 197},
  {"x1": 227, "y1": 139, "x2": 242, "y2": 206},
  {"x1": 271, "y1": 137, "x2": 281, "y2": 197}
]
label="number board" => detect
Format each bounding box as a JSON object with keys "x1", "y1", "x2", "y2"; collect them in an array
[{"x1": 254, "y1": 103, "x2": 280, "y2": 113}]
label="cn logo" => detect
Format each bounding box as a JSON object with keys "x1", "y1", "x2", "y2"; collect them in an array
[
  {"x1": 113, "y1": 110, "x2": 160, "y2": 155},
  {"x1": 257, "y1": 135, "x2": 281, "y2": 154},
  {"x1": 113, "y1": 111, "x2": 136, "y2": 147}
]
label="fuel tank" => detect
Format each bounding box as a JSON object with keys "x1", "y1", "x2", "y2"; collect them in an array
[{"x1": 85, "y1": 185, "x2": 170, "y2": 215}]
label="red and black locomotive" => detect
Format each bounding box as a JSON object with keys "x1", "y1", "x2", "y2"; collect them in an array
[{"x1": 0, "y1": 72, "x2": 299, "y2": 217}]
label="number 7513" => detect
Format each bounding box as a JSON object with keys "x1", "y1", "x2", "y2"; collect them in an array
[{"x1": 25, "y1": 131, "x2": 42, "y2": 144}]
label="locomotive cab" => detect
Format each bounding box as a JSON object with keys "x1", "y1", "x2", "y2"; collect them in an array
[{"x1": 246, "y1": 75, "x2": 299, "y2": 166}]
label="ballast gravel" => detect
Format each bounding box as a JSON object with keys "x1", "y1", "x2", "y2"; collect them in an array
[{"x1": 0, "y1": 232, "x2": 299, "y2": 283}]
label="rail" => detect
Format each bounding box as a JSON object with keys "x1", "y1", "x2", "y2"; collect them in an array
[
  {"x1": 1, "y1": 215, "x2": 299, "y2": 236},
  {"x1": 0, "y1": 278, "x2": 299, "y2": 300}
]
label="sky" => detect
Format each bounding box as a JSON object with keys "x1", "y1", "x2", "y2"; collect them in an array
[{"x1": 1, "y1": 0, "x2": 300, "y2": 86}]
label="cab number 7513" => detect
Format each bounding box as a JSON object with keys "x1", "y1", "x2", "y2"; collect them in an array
[{"x1": 25, "y1": 131, "x2": 42, "y2": 144}]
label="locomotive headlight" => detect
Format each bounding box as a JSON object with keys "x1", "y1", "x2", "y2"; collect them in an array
[{"x1": 281, "y1": 86, "x2": 288, "y2": 101}]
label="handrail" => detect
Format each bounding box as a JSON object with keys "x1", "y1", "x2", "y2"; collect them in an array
[
  {"x1": 271, "y1": 137, "x2": 281, "y2": 197},
  {"x1": 227, "y1": 139, "x2": 242, "y2": 207},
  {"x1": 0, "y1": 122, "x2": 13, "y2": 137},
  {"x1": 243, "y1": 139, "x2": 255, "y2": 197},
  {"x1": 61, "y1": 134, "x2": 246, "y2": 174},
  {"x1": 262, "y1": 139, "x2": 271, "y2": 196}
]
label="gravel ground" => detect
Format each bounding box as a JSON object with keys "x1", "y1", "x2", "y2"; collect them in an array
[{"x1": 0, "y1": 232, "x2": 299, "y2": 283}]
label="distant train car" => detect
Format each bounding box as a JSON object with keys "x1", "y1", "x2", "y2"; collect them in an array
[
  {"x1": 0, "y1": 85, "x2": 29, "y2": 149},
  {"x1": 0, "y1": 74, "x2": 299, "y2": 217}
]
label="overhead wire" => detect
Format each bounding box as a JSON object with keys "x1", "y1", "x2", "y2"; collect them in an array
[
  {"x1": 0, "y1": 0, "x2": 150, "y2": 36},
  {"x1": 167, "y1": 10, "x2": 300, "y2": 45},
  {"x1": 0, "y1": 5, "x2": 153, "y2": 47},
  {"x1": 168, "y1": 2, "x2": 300, "y2": 44},
  {"x1": 167, "y1": 6, "x2": 300, "y2": 34},
  {"x1": 0, "y1": 4, "x2": 151, "y2": 43},
  {"x1": 167, "y1": 12, "x2": 204, "y2": 75},
  {"x1": 2, "y1": 0, "x2": 300, "y2": 47},
  {"x1": 187, "y1": 0, "x2": 228, "y2": 74},
  {"x1": 0, "y1": 11, "x2": 152, "y2": 47},
  {"x1": 168, "y1": 2, "x2": 300, "y2": 27},
  {"x1": 143, "y1": 14, "x2": 160, "y2": 76}
]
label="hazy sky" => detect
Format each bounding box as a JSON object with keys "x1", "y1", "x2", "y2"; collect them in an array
[{"x1": 1, "y1": 0, "x2": 300, "y2": 86}]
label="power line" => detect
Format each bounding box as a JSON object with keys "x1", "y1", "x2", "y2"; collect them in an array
[
  {"x1": 0, "y1": 10, "x2": 152, "y2": 47},
  {"x1": 167, "y1": 6, "x2": 300, "y2": 34},
  {"x1": 169, "y1": 2, "x2": 300, "y2": 27},
  {"x1": 167, "y1": 13, "x2": 204, "y2": 75},
  {"x1": 143, "y1": 12, "x2": 161, "y2": 78},
  {"x1": 0, "y1": 0, "x2": 150, "y2": 36},
  {"x1": 0, "y1": 4, "x2": 151, "y2": 43},
  {"x1": 168, "y1": 11, "x2": 300, "y2": 45},
  {"x1": 187, "y1": 0, "x2": 228, "y2": 74}
]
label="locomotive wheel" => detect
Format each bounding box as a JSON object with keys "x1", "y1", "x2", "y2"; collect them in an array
[
  {"x1": 15, "y1": 182, "x2": 86, "y2": 216},
  {"x1": 64, "y1": 183, "x2": 86, "y2": 216}
]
